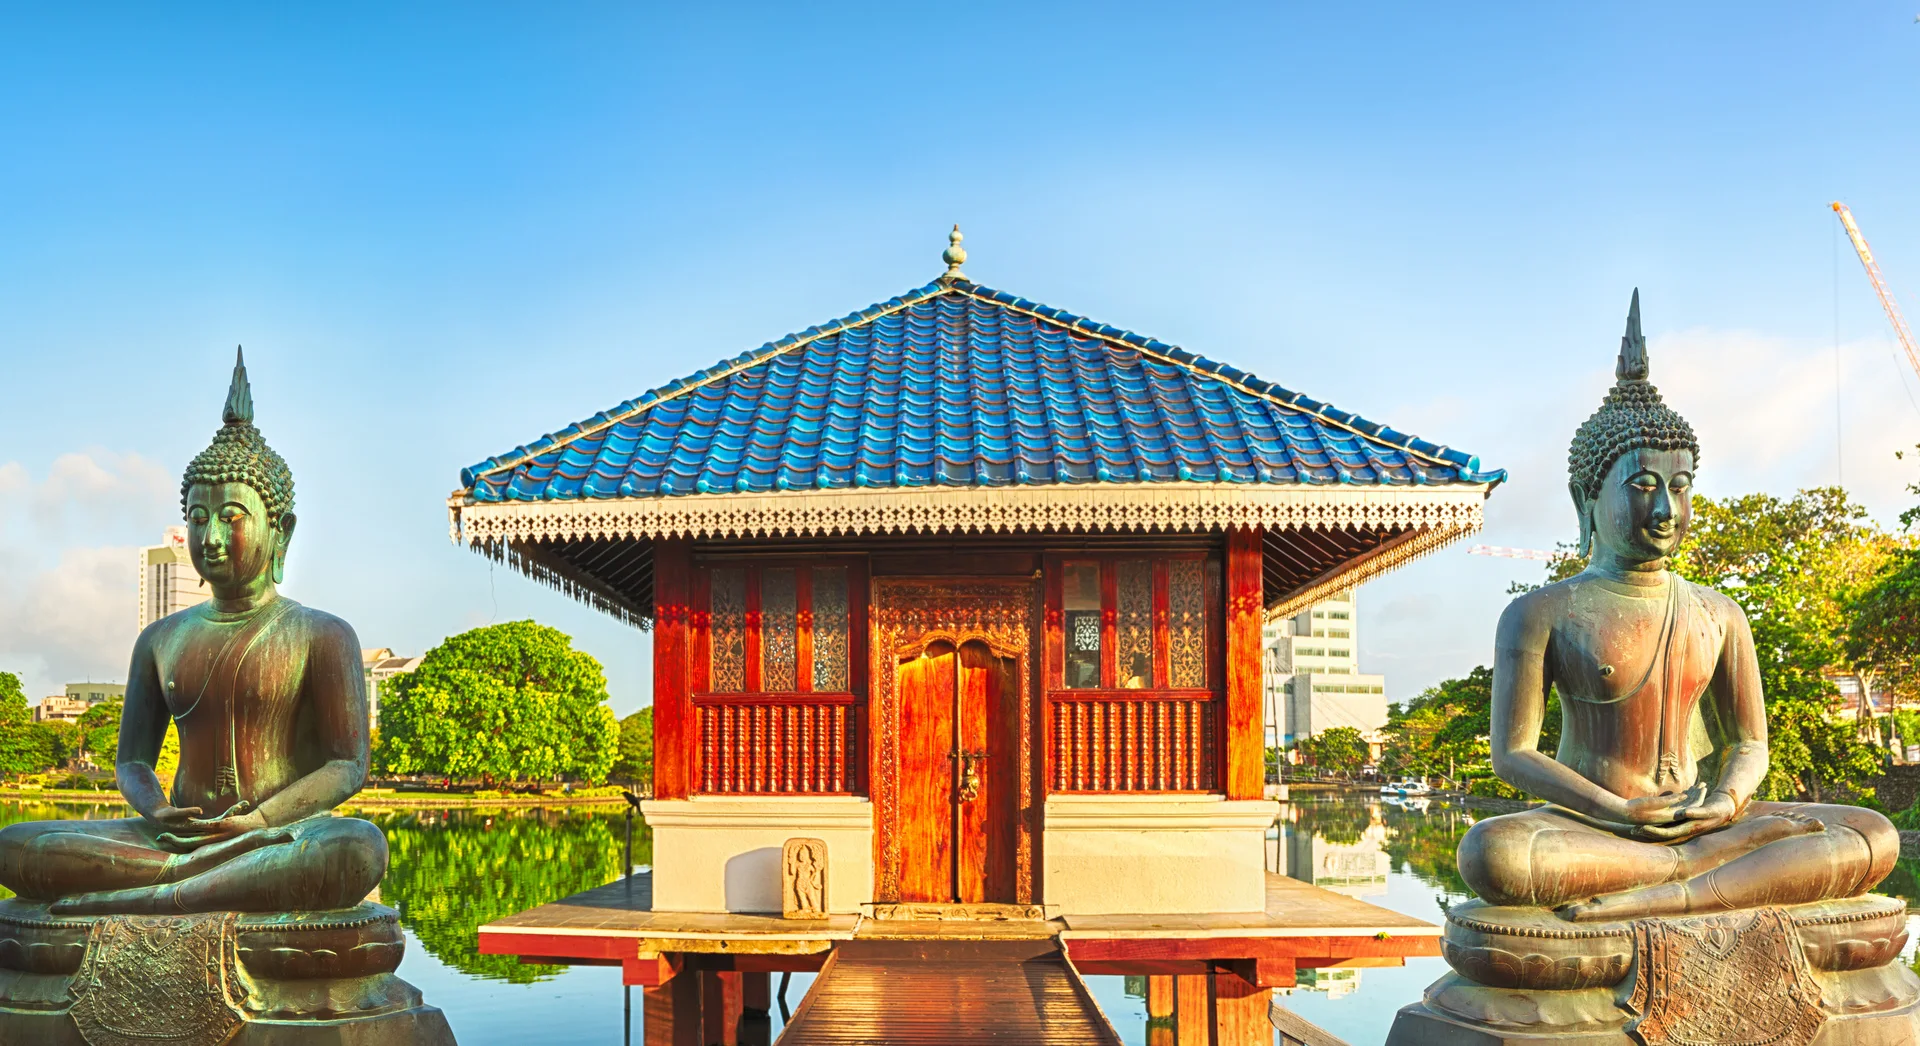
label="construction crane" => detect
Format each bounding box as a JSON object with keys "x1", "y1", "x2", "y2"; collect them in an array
[
  {"x1": 1467, "y1": 545, "x2": 1558, "y2": 562},
  {"x1": 1832, "y1": 202, "x2": 1920, "y2": 382}
]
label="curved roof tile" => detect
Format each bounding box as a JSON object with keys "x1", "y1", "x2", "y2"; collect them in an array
[{"x1": 460, "y1": 279, "x2": 1505, "y2": 502}]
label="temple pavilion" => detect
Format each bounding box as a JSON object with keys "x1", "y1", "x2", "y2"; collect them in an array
[{"x1": 460, "y1": 232, "x2": 1502, "y2": 1045}]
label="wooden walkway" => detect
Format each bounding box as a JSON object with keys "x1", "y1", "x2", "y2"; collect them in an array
[{"x1": 777, "y1": 939, "x2": 1120, "y2": 1045}]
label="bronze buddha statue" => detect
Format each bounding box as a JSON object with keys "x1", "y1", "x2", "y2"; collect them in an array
[
  {"x1": 0, "y1": 351, "x2": 386, "y2": 913},
  {"x1": 1387, "y1": 294, "x2": 1917, "y2": 1046},
  {"x1": 1458, "y1": 292, "x2": 1897, "y2": 921}
]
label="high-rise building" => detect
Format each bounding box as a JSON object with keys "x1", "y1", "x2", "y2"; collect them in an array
[
  {"x1": 138, "y1": 527, "x2": 210, "y2": 629},
  {"x1": 1262, "y1": 588, "x2": 1389, "y2": 758}
]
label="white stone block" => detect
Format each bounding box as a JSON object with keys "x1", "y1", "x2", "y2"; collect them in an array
[
  {"x1": 1042, "y1": 794, "x2": 1279, "y2": 916},
  {"x1": 641, "y1": 796, "x2": 873, "y2": 914}
]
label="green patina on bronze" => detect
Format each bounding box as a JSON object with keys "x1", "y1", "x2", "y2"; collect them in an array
[{"x1": 1455, "y1": 292, "x2": 1899, "y2": 925}]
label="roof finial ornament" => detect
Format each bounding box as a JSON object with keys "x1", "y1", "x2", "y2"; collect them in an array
[{"x1": 942, "y1": 224, "x2": 967, "y2": 280}]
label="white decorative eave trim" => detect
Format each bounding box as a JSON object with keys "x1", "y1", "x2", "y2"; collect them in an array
[{"x1": 446, "y1": 481, "x2": 1491, "y2": 545}]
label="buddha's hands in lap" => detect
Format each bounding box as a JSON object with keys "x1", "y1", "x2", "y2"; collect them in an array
[
  {"x1": 1625, "y1": 786, "x2": 1737, "y2": 842},
  {"x1": 154, "y1": 800, "x2": 284, "y2": 852}
]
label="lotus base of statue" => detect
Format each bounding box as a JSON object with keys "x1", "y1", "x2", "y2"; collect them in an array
[
  {"x1": 0, "y1": 898, "x2": 456, "y2": 1046},
  {"x1": 1385, "y1": 894, "x2": 1920, "y2": 1046}
]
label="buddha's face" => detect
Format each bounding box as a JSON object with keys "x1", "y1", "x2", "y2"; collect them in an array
[
  {"x1": 1584, "y1": 448, "x2": 1694, "y2": 563},
  {"x1": 185, "y1": 482, "x2": 293, "y2": 592}
]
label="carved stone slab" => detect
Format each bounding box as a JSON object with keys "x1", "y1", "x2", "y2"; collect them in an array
[
  {"x1": 69, "y1": 911, "x2": 245, "y2": 1046},
  {"x1": 1625, "y1": 907, "x2": 1825, "y2": 1046},
  {"x1": 783, "y1": 838, "x2": 827, "y2": 919}
]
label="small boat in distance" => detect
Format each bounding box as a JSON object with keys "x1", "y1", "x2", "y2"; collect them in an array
[{"x1": 1380, "y1": 779, "x2": 1432, "y2": 797}]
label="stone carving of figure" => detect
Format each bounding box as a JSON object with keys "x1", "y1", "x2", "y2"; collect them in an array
[
  {"x1": 783, "y1": 838, "x2": 826, "y2": 918},
  {"x1": 0, "y1": 351, "x2": 387, "y2": 914},
  {"x1": 1458, "y1": 293, "x2": 1898, "y2": 921}
]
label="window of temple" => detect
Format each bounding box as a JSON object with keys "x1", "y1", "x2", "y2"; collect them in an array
[
  {"x1": 1045, "y1": 552, "x2": 1222, "y2": 793},
  {"x1": 692, "y1": 558, "x2": 866, "y2": 795}
]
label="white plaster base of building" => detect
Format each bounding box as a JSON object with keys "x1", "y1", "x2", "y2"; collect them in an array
[
  {"x1": 641, "y1": 796, "x2": 873, "y2": 914},
  {"x1": 1043, "y1": 794, "x2": 1280, "y2": 916}
]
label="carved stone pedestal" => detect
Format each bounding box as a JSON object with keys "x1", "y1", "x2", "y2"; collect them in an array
[
  {"x1": 1385, "y1": 895, "x2": 1920, "y2": 1046},
  {"x1": 0, "y1": 900, "x2": 455, "y2": 1046}
]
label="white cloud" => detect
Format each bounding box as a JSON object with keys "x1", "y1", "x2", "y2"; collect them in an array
[{"x1": 0, "y1": 452, "x2": 178, "y2": 701}]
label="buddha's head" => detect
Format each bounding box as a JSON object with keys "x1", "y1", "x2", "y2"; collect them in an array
[
  {"x1": 180, "y1": 349, "x2": 297, "y2": 593},
  {"x1": 1567, "y1": 291, "x2": 1699, "y2": 565}
]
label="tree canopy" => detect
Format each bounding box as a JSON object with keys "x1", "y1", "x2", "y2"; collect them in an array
[
  {"x1": 611, "y1": 707, "x2": 653, "y2": 787},
  {"x1": 1299, "y1": 726, "x2": 1369, "y2": 777},
  {"x1": 373, "y1": 621, "x2": 619, "y2": 788}
]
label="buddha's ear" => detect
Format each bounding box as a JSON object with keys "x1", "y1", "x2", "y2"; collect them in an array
[
  {"x1": 1569, "y1": 482, "x2": 1593, "y2": 559},
  {"x1": 271, "y1": 511, "x2": 297, "y2": 584}
]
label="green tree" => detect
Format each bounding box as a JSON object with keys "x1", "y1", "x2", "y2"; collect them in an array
[
  {"x1": 610, "y1": 707, "x2": 653, "y2": 787},
  {"x1": 77, "y1": 700, "x2": 121, "y2": 767},
  {"x1": 0, "y1": 674, "x2": 48, "y2": 778},
  {"x1": 1676, "y1": 488, "x2": 1894, "y2": 800},
  {"x1": 29, "y1": 721, "x2": 80, "y2": 770},
  {"x1": 1300, "y1": 726, "x2": 1369, "y2": 777},
  {"x1": 1381, "y1": 666, "x2": 1560, "y2": 786},
  {"x1": 374, "y1": 622, "x2": 619, "y2": 788}
]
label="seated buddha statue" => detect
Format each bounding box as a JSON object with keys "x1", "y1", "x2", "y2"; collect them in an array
[
  {"x1": 0, "y1": 351, "x2": 386, "y2": 914},
  {"x1": 1458, "y1": 294, "x2": 1898, "y2": 922}
]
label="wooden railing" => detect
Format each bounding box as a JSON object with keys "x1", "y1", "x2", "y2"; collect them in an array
[
  {"x1": 1048, "y1": 692, "x2": 1218, "y2": 792},
  {"x1": 695, "y1": 695, "x2": 859, "y2": 794}
]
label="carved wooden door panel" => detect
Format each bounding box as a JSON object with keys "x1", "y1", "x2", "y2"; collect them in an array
[
  {"x1": 871, "y1": 578, "x2": 1036, "y2": 906},
  {"x1": 896, "y1": 649, "x2": 957, "y2": 902}
]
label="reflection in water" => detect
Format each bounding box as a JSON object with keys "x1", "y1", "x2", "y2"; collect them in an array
[{"x1": 365, "y1": 806, "x2": 650, "y2": 984}]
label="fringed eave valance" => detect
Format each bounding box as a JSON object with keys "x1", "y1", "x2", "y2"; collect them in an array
[{"x1": 446, "y1": 481, "x2": 1493, "y2": 545}]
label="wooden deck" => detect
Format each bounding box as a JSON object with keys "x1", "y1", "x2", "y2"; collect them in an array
[{"x1": 778, "y1": 939, "x2": 1120, "y2": 1045}]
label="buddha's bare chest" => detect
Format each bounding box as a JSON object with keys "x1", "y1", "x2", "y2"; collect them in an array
[
  {"x1": 151, "y1": 615, "x2": 307, "y2": 727},
  {"x1": 1547, "y1": 588, "x2": 1723, "y2": 710}
]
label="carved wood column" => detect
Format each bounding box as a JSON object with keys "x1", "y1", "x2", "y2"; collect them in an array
[
  {"x1": 1224, "y1": 526, "x2": 1265, "y2": 801},
  {"x1": 653, "y1": 538, "x2": 692, "y2": 799}
]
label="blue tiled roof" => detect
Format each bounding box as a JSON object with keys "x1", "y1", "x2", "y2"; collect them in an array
[{"x1": 460, "y1": 279, "x2": 1505, "y2": 502}]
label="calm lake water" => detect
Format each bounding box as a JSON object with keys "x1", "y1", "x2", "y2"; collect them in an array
[{"x1": 5, "y1": 795, "x2": 1918, "y2": 1045}]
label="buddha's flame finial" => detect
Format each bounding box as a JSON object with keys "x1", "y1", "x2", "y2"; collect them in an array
[
  {"x1": 222, "y1": 345, "x2": 254, "y2": 426},
  {"x1": 942, "y1": 224, "x2": 967, "y2": 280},
  {"x1": 1616, "y1": 288, "x2": 1649, "y2": 383}
]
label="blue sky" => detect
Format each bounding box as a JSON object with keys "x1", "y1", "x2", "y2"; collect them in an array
[{"x1": 3, "y1": 3, "x2": 1918, "y2": 712}]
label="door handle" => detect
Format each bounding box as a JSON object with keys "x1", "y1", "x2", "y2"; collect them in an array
[{"x1": 953, "y1": 749, "x2": 987, "y2": 803}]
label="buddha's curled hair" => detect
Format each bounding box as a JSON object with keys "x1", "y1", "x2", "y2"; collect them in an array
[
  {"x1": 1567, "y1": 290, "x2": 1699, "y2": 500},
  {"x1": 181, "y1": 348, "x2": 295, "y2": 522}
]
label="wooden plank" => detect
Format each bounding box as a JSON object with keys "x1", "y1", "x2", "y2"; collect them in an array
[
  {"x1": 704, "y1": 970, "x2": 741, "y2": 1046},
  {"x1": 1224, "y1": 527, "x2": 1263, "y2": 800},
  {"x1": 645, "y1": 973, "x2": 702, "y2": 1046},
  {"x1": 778, "y1": 940, "x2": 1120, "y2": 1045},
  {"x1": 897, "y1": 650, "x2": 956, "y2": 903},
  {"x1": 1064, "y1": 935, "x2": 1439, "y2": 963},
  {"x1": 623, "y1": 954, "x2": 682, "y2": 987},
  {"x1": 654, "y1": 538, "x2": 692, "y2": 799},
  {"x1": 956, "y1": 641, "x2": 1019, "y2": 904},
  {"x1": 1146, "y1": 974, "x2": 1174, "y2": 1019}
]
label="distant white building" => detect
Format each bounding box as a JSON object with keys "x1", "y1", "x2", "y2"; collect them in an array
[
  {"x1": 34, "y1": 683, "x2": 124, "y2": 723},
  {"x1": 138, "y1": 527, "x2": 210, "y2": 628},
  {"x1": 362, "y1": 649, "x2": 424, "y2": 731},
  {"x1": 1262, "y1": 588, "x2": 1388, "y2": 758}
]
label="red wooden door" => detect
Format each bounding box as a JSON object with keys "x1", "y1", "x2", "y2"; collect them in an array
[
  {"x1": 957, "y1": 640, "x2": 1018, "y2": 903},
  {"x1": 896, "y1": 649, "x2": 956, "y2": 903},
  {"x1": 895, "y1": 640, "x2": 1019, "y2": 904}
]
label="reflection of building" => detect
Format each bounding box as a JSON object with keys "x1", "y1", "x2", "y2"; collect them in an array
[
  {"x1": 1283, "y1": 812, "x2": 1390, "y2": 898},
  {"x1": 361, "y1": 649, "x2": 423, "y2": 730},
  {"x1": 138, "y1": 526, "x2": 210, "y2": 628},
  {"x1": 1285, "y1": 965, "x2": 1361, "y2": 999},
  {"x1": 34, "y1": 683, "x2": 122, "y2": 723},
  {"x1": 1263, "y1": 589, "x2": 1388, "y2": 757}
]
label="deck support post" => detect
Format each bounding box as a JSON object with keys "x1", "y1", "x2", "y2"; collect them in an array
[
  {"x1": 1173, "y1": 973, "x2": 1209, "y2": 1046},
  {"x1": 702, "y1": 970, "x2": 742, "y2": 1046},
  {"x1": 738, "y1": 971, "x2": 772, "y2": 1046},
  {"x1": 1209, "y1": 965, "x2": 1272, "y2": 1046},
  {"x1": 1146, "y1": 974, "x2": 1175, "y2": 1018},
  {"x1": 644, "y1": 971, "x2": 702, "y2": 1046}
]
